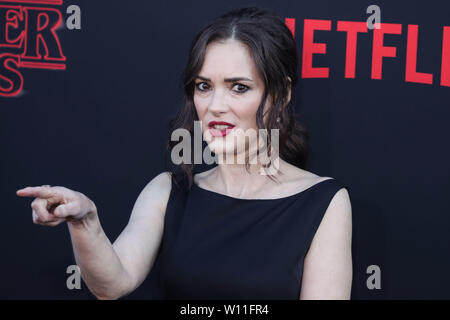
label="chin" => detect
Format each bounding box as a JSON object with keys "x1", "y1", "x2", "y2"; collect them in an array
[
  {"x1": 208, "y1": 143, "x2": 236, "y2": 156},
  {"x1": 211, "y1": 145, "x2": 253, "y2": 165}
]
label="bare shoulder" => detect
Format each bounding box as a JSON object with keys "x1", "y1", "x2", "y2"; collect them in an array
[
  {"x1": 300, "y1": 176, "x2": 352, "y2": 299},
  {"x1": 281, "y1": 163, "x2": 334, "y2": 188},
  {"x1": 323, "y1": 173, "x2": 352, "y2": 217},
  {"x1": 295, "y1": 167, "x2": 352, "y2": 247},
  {"x1": 308, "y1": 177, "x2": 352, "y2": 257},
  {"x1": 316, "y1": 171, "x2": 352, "y2": 220},
  {"x1": 133, "y1": 171, "x2": 173, "y2": 218},
  {"x1": 148, "y1": 171, "x2": 173, "y2": 193},
  {"x1": 148, "y1": 171, "x2": 172, "y2": 211}
]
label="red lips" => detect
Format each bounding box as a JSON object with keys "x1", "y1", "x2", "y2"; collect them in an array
[
  {"x1": 207, "y1": 121, "x2": 235, "y2": 137},
  {"x1": 208, "y1": 121, "x2": 235, "y2": 128}
]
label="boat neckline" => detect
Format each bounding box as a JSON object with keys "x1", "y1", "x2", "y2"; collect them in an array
[{"x1": 192, "y1": 177, "x2": 335, "y2": 201}]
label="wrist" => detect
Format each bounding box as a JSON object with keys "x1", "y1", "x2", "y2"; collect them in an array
[{"x1": 67, "y1": 200, "x2": 99, "y2": 231}]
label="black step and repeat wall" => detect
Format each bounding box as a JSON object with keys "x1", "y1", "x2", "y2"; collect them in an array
[{"x1": 1, "y1": 0, "x2": 449, "y2": 299}]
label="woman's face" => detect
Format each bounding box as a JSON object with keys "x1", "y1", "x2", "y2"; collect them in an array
[{"x1": 194, "y1": 39, "x2": 270, "y2": 162}]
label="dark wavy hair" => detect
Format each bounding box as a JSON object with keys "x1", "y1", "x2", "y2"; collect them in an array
[{"x1": 164, "y1": 7, "x2": 309, "y2": 190}]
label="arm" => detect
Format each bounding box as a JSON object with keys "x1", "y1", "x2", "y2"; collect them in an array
[
  {"x1": 67, "y1": 207, "x2": 132, "y2": 300},
  {"x1": 299, "y1": 187, "x2": 353, "y2": 300},
  {"x1": 110, "y1": 171, "x2": 172, "y2": 297},
  {"x1": 69, "y1": 171, "x2": 172, "y2": 299},
  {"x1": 17, "y1": 171, "x2": 172, "y2": 300}
]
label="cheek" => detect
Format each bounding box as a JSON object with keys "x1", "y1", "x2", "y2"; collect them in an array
[
  {"x1": 233, "y1": 99, "x2": 260, "y2": 127},
  {"x1": 194, "y1": 95, "x2": 208, "y2": 117}
]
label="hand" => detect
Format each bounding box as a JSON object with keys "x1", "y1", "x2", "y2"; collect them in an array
[{"x1": 16, "y1": 185, "x2": 97, "y2": 227}]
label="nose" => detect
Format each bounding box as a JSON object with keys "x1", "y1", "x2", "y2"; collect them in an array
[{"x1": 208, "y1": 88, "x2": 229, "y2": 115}]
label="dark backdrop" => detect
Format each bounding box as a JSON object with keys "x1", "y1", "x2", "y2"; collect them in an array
[{"x1": 1, "y1": 0, "x2": 449, "y2": 299}]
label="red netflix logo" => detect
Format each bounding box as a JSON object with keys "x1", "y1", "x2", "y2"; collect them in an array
[
  {"x1": 285, "y1": 18, "x2": 450, "y2": 87},
  {"x1": 2, "y1": 7, "x2": 449, "y2": 98},
  {"x1": 0, "y1": 0, "x2": 66, "y2": 97}
]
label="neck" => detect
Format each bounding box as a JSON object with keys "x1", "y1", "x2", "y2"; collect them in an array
[{"x1": 212, "y1": 156, "x2": 284, "y2": 196}]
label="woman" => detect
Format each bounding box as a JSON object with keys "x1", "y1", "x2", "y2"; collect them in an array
[{"x1": 16, "y1": 7, "x2": 352, "y2": 300}]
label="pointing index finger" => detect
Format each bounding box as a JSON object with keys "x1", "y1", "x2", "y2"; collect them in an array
[{"x1": 16, "y1": 186, "x2": 62, "y2": 200}]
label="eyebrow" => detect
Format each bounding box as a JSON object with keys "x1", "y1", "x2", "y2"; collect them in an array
[{"x1": 196, "y1": 75, "x2": 253, "y2": 82}]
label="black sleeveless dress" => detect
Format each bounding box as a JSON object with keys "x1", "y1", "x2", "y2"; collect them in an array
[{"x1": 145, "y1": 172, "x2": 350, "y2": 300}]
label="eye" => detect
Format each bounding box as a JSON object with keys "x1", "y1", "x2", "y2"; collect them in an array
[
  {"x1": 195, "y1": 82, "x2": 210, "y2": 92},
  {"x1": 232, "y1": 83, "x2": 249, "y2": 93},
  {"x1": 195, "y1": 82, "x2": 250, "y2": 94}
]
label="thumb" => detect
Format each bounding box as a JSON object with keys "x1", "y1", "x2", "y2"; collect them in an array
[{"x1": 54, "y1": 201, "x2": 80, "y2": 218}]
